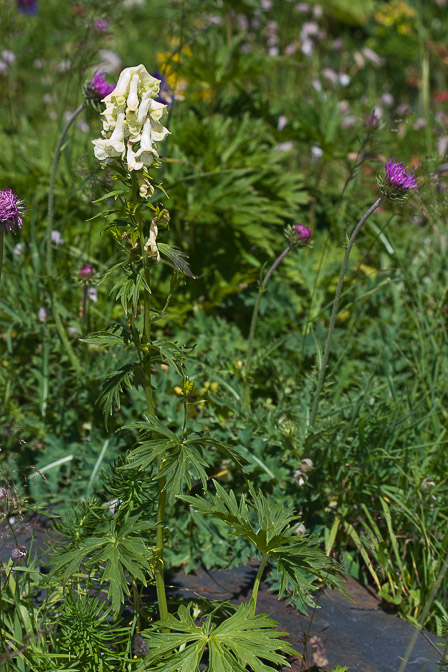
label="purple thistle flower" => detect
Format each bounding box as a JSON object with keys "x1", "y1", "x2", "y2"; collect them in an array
[
  {"x1": 79, "y1": 264, "x2": 95, "y2": 280},
  {"x1": 17, "y1": 0, "x2": 38, "y2": 14},
  {"x1": 94, "y1": 19, "x2": 109, "y2": 33},
  {"x1": 385, "y1": 157, "x2": 419, "y2": 190},
  {"x1": 294, "y1": 224, "x2": 311, "y2": 241},
  {"x1": 378, "y1": 157, "x2": 419, "y2": 201},
  {"x1": 84, "y1": 71, "x2": 115, "y2": 109},
  {"x1": 0, "y1": 188, "x2": 25, "y2": 234}
]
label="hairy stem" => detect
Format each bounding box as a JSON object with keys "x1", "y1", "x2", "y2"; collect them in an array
[
  {"x1": 398, "y1": 551, "x2": 448, "y2": 672},
  {"x1": 251, "y1": 555, "x2": 268, "y2": 616},
  {"x1": 51, "y1": 296, "x2": 82, "y2": 374},
  {"x1": 309, "y1": 195, "x2": 385, "y2": 427},
  {"x1": 46, "y1": 101, "x2": 86, "y2": 374},
  {"x1": 0, "y1": 231, "x2": 4, "y2": 285},
  {"x1": 46, "y1": 101, "x2": 86, "y2": 277},
  {"x1": 243, "y1": 245, "x2": 293, "y2": 410},
  {"x1": 138, "y1": 221, "x2": 168, "y2": 621}
]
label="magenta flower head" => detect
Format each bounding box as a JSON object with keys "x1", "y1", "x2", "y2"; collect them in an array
[
  {"x1": 294, "y1": 224, "x2": 311, "y2": 242},
  {"x1": 284, "y1": 223, "x2": 311, "y2": 248},
  {"x1": 17, "y1": 0, "x2": 38, "y2": 15},
  {"x1": 0, "y1": 188, "x2": 25, "y2": 234},
  {"x1": 377, "y1": 157, "x2": 419, "y2": 201},
  {"x1": 94, "y1": 19, "x2": 109, "y2": 32},
  {"x1": 83, "y1": 71, "x2": 115, "y2": 110},
  {"x1": 79, "y1": 264, "x2": 95, "y2": 280}
]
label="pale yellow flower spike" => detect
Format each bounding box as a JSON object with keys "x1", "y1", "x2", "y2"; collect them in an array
[{"x1": 92, "y1": 64, "x2": 170, "y2": 179}]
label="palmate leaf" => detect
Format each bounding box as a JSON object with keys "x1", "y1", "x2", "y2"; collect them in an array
[
  {"x1": 124, "y1": 416, "x2": 246, "y2": 497},
  {"x1": 139, "y1": 602, "x2": 297, "y2": 672},
  {"x1": 47, "y1": 517, "x2": 155, "y2": 613},
  {"x1": 151, "y1": 338, "x2": 195, "y2": 377},
  {"x1": 80, "y1": 323, "x2": 134, "y2": 348},
  {"x1": 180, "y1": 482, "x2": 346, "y2": 605},
  {"x1": 180, "y1": 481, "x2": 297, "y2": 553},
  {"x1": 111, "y1": 265, "x2": 149, "y2": 314},
  {"x1": 98, "y1": 361, "x2": 140, "y2": 422}
]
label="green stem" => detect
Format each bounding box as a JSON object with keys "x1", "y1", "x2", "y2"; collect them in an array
[
  {"x1": 46, "y1": 101, "x2": 86, "y2": 278},
  {"x1": 138, "y1": 219, "x2": 168, "y2": 622},
  {"x1": 45, "y1": 101, "x2": 86, "y2": 374},
  {"x1": 309, "y1": 195, "x2": 385, "y2": 427},
  {"x1": 0, "y1": 231, "x2": 4, "y2": 285},
  {"x1": 139, "y1": 229, "x2": 155, "y2": 418},
  {"x1": 155, "y1": 480, "x2": 168, "y2": 621},
  {"x1": 51, "y1": 296, "x2": 82, "y2": 374},
  {"x1": 41, "y1": 321, "x2": 49, "y2": 416},
  {"x1": 398, "y1": 553, "x2": 448, "y2": 672},
  {"x1": 0, "y1": 577, "x2": 5, "y2": 656},
  {"x1": 251, "y1": 555, "x2": 268, "y2": 616},
  {"x1": 225, "y1": 9, "x2": 233, "y2": 47},
  {"x1": 243, "y1": 245, "x2": 293, "y2": 410},
  {"x1": 132, "y1": 579, "x2": 141, "y2": 633}
]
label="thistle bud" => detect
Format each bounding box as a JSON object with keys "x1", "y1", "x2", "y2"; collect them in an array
[{"x1": 11, "y1": 546, "x2": 27, "y2": 565}]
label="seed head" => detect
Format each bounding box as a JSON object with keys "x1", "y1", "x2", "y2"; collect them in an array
[{"x1": 11, "y1": 546, "x2": 27, "y2": 565}]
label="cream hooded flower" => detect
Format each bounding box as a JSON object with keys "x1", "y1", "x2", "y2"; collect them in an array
[{"x1": 92, "y1": 64, "x2": 169, "y2": 172}]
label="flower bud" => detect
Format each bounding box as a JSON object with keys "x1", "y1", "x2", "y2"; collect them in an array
[
  {"x1": 300, "y1": 458, "x2": 314, "y2": 473},
  {"x1": 11, "y1": 546, "x2": 27, "y2": 565},
  {"x1": 420, "y1": 477, "x2": 435, "y2": 493},
  {"x1": 79, "y1": 264, "x2": 95, "y2": 280},
  {"x1": 0, "y1": 188, "x2": 25, "y2": 234},
  {"x1": 294, "y1": 224, "x2": 311, "y2": 241}
]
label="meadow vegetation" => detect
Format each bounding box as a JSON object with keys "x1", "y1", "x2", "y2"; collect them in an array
[{"x1": 1, "y1": 0, "x2": 448, "y2": 669}]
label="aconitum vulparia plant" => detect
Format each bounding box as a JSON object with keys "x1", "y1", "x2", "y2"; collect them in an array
[{"x1": 79, "y1": 63, "x2": 345, "y2": 667}]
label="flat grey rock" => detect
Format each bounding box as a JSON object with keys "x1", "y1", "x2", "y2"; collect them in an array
[
  {"x1": 170, "y1": 567, "x2": 444, "y2": 672},
  {"x1": 2, "y1": 514, "x2": 444, "y2": 671}
]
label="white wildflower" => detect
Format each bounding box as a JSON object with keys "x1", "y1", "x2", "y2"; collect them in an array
[
  {"x1": 51, "y1": 230, "x2": 63, "y2": 245},
  {"x1": 87, "y1": 287, "x2": 98, "y2": 302},
  {"x1": 294, "y1": 523, "x2": 306, "y2": 535},
  {"x1": 92, "y1": 64, "x2": 169, "y2": 173},
  {"x1": 1, "y1": 50, "x2": 15, "y2": 65},
  {"x1": 300, "y1": 458, "x2": 314, "y2": 473},
  {"x1": 144, "y1": 219, "x2": 161, "y2": 263}
]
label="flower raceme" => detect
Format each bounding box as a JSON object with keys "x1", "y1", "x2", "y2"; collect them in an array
[{"x1": 92, "y1": 64, "x2": 169, "y2": 173}]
